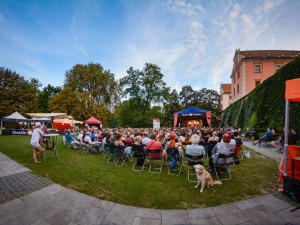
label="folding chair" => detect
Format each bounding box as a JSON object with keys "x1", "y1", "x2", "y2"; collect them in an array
[
  {"x1": 114, "y1": 145, "x2": 127, "y2": 167},
  {"x1": 186, "y1": 153, "x2": 204, "y2": 182},
  {"x1": 235, "y1": 137, "x2": 244, "y2": 160},
  {"x1": 213, "y1": 153, "x2": 235, "y2": 181},
  {"x1": 166, "y1": 147, "x2": 183, "y2": 176},
  {"x1": 132, "y1": 145, "x2": 146, "y2": 172},
  {"x1": 148, "y1": 149, "x2": 163, "y2": 174}
]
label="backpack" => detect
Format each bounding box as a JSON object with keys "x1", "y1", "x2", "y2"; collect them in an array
[{"x1": 168, "y1": 157, "x2": 178, "y2": 169}]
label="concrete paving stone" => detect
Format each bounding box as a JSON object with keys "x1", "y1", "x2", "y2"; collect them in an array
[
  {"x1": 212, "y1": 204, "x2": 249, "y2": 225},
  {"x1": 237, "y1": 222, "x2": 255, "y2": 225},
  {"x1": 190, "y1": 216, "x2": 221, "y2": 225},
  {"x1": 132, "y1": 217, "x2": 162, "y2": 225},
  {"x1": 243, "y1": 205, "x2": 288, "y2": 225},
  {"x1": 162, "y1": 210, "x2": 191, "y2": 225},
  {"x1": 43, "y1": 206, "x2": 81, "y2": 225},
  {"x1": 101, "y1": 221, "x2": 117, "y2": 225},
  {"x1": 31, "y1": 218, "x2": 51, "y2": 225},
  {"x1": 41, "y1": 184, "x2": 65, "y2": 196},
  {"x1": 233, "y1": 198, "x2": 261, "y2": 211},
  {"x1": 20, "y1": 189, "x2": 51, "y2": 206},
  {"x1": 15, "y1": 167, "x2": 30, "y2": 173},
  {"x1": 275, "y1": 206, "x2": 300, "y2": 225},
  {"x1": 135, "y1": 208, "x2": 162, "y2": 220},
  {"x1": 16, "y1": 201, "x2": 49, "y2": 225},
  {"x1": 91, "y1": 199, "x2": 115, "y2": 211},
  {"x1": 0, "y1": 214, "x2": 23, "y2": 225},
  {"x1": 105, "y1": 204, "x2": 137, "y2": 225},
  {"x1": 187, "y1": 207, "x2": 215, "y2": 219},
  {"x1": 0, "y1": 198, "x2": 26, "y2": 217},
  {"x1": 71, "y1": 207, "x2": 109, "y2": 225},
  {"x1": 253, "y1": 194, "x2": 291, "y2": 212}
]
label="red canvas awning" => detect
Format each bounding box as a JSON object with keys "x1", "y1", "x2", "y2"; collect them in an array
[
  {"x1": 286, "y1": 78, "x2": 300, "y2": 102},
  {"x1": 84, "y1": 116, "x2": 102, "y2": 124}
]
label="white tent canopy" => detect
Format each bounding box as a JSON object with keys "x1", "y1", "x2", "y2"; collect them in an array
[
  {"x1": 2, "y1": 112, "x2": 29, "y2": 122},
  {"x1": 30, "y1": 117, "x2": 51, "y2": 122}
]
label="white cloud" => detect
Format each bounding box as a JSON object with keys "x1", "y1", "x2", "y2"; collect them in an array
[{"x1": 70, "y1": 15, "x2": 87, "y2": 56}]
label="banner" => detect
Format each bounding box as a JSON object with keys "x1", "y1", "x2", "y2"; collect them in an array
[
  {"x1": 153, "y1": 118, "x2": 160, "y2": 129},
  {"x1": 174, "y1": 113, "x2": 178, "y2": 127},
  {"x1": 206, "y1": 112, "x2": 211, "y2": 127},
  {"x1": 2, "y1": 129, "x2": 32, "y2": 135}
]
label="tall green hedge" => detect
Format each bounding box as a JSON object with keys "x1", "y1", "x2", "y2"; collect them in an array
[{"x1": 223, "y1": 56, "x2": 300, "y2": 133}]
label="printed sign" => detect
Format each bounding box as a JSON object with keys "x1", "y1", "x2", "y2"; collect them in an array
[{"x1": 153, "y1": 118, "x2": 160, "y2": 129}]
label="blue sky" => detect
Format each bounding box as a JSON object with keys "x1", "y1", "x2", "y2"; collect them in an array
[{"x1": 1, "y1": 0, "x2": 300, "y2": 92}]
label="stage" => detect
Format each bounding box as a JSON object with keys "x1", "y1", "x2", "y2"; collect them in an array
[{"x1": 173, "y1": 107, "x2": 211, "y2": 128}]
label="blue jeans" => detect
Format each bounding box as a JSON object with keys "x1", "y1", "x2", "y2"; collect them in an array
[
  {"x1": 92, "y1": 144, "x2": 101, "y2": 153},
  {"x1": 124, "y1": 147, "x2": 132, "y2": 158}
]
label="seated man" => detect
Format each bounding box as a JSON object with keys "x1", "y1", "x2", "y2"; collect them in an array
[
  {"x1": 210, "y1": 134, "x2": 235, "y2": 172},
  {"x1": 249, "y1": 128, "x2": 257, "y2": 139},
  {"x1": 252, "y1": 128, "x2": 273, "y2": 145},
  {"x1": 65, "y1": 131, "x2": 80, "y2": 149},
  {"x1": 244, "y1": 128, "x2": 251, "y2": 138},
  {"x1": 84, "y1": 132, "x2": 101, "y2": 153},
  {"x1": 289, "y1": 128, "x2": 299, "y2": 145}
]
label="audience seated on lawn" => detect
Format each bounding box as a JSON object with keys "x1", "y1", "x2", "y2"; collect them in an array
[{"x1": 114, "y1": 133, "x2": 132, "y2": 161}]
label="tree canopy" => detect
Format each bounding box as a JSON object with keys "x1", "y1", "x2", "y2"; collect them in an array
[{"x1": 0, "y1": 67, "x2": 39, "y2": 118}]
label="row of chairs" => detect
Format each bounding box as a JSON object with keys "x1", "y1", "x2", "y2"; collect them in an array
[{"x1": 102, "y1": 142, "x2": 237, "y2": 181}]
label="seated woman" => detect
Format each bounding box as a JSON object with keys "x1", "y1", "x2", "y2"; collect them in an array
[
  {"x1": 210, "y1": 134, "x2": 235, "y2": 172},
  {"x1": 252, "y1": 128, "x2": 273, "y2": 145},
  {"x1": 84, "y1": 132, "x2": 101, "y2": 153},
  {"x1": 207, "y1": 131, "x2": 219, "y2": 158},
  {"x1": 114, "y1": 133, "x2": 132, "y2": 162},
  {"x1": 131, "y1": 136, "x2": 146, "y2": 165},
  {"x1": 186, "y1": 134, "x2": 205, "y2": 165}
]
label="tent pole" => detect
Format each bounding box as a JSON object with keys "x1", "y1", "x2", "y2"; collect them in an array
[{"x1": 284, "y1": 99, "x2": 290, "y2": 176}]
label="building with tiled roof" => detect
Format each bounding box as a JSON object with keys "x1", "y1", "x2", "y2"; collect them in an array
[
  {"x1": 220, "y1": 83, "x2": 231, "y2": 110},
  {"x1": 230, "y1": 49, "x2": 300, "y2": 104}
]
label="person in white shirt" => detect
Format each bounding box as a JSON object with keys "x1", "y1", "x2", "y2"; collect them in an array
[
  {"x1": 30, "y1": 122, "x2": 44, "y2": 163},
  {"x1": 141, "y1": 133, "x2": 151, "y2": 146}
]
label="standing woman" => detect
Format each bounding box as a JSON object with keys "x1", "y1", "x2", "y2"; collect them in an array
[{"x1": 30, "y1": 122, "x2": 44, "y2": 163}]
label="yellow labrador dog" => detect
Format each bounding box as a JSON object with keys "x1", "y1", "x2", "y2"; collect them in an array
[{"x1": 194, "y1": 165, "x2": 222, "y2": 193}]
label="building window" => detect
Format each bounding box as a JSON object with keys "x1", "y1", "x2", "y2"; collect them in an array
[
  {"x1": 237, "y1": 84, "x2": 239, "y2": 94},
  {"x1": 234, "y1": 88, "x2": 235, "y2": 96},
  {"x1": 254, "y1": 64, "x2": 261, "y2": 73},
  {"x1": 238, "y1": 71, "x2": 240, "y2": 79},
  {"x1": 230, "y1": 96, "x2": 232, "y2": 99},
  {"x1": 255, "y1": 80, "x2": 261, "y2": 87},
  {"x1": 275, "y1": 64, "x2": 282, "y2": 71},
  {"x1": 233, "y1": 76, "x2": 235, "y2": 84}
]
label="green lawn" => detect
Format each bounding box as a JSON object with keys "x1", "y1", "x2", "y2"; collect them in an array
[{"x1": 0, "y1": 135, "x2": 280, "y2": 209}]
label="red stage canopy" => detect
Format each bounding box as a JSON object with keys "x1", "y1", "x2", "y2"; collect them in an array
[
  {"x1": 84, "y1": 116, "x2": 102, "y2": 124},
  {"x1": 286, "y1": 78, "x2": 300, "y2": 102}
]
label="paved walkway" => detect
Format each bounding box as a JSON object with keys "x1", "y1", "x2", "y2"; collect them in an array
[
  {"x1": 243, "y1": 140, "x2": 283, "y2": 162},
  {"x1": 0, "y1": 152, "x2": 299, "y2": 225}
]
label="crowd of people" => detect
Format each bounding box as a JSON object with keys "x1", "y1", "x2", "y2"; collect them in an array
[{"x1": 30, "y1": 123, "x2": 299, "y2": 168}]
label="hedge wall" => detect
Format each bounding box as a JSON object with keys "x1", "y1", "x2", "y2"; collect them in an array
[{"x1": 222, "y1": 56, "x2": 300, "y2": 133}]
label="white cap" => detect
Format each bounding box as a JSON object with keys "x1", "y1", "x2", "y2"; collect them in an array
[{"x1": 35, "y1": 122, "x2": 41, "y2": 127}]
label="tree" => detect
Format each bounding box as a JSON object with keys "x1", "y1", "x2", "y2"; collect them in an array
[
  {"x1": 64, "y1": 63, "x2": 120, "y2": 111},
  {"x1": 38, "y1": 84, "x2": 61, "y2": 112},
  {"x1": 163, "y1": 89, "x2": 183, "y2": 126},
  {"x1": 48, "y1": 86, "x2": 110, "y2": 126},
  {"x1": 120, "y1": 63, "x2": 170, "y2": 127},
  {"x1": 0, "y1": 67, "x2": 39, "y2": 118}
]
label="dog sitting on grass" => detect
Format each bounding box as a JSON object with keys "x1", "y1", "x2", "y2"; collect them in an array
[{"x1": 194, "y1": 165, "x2": 222, "y2": 192}]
